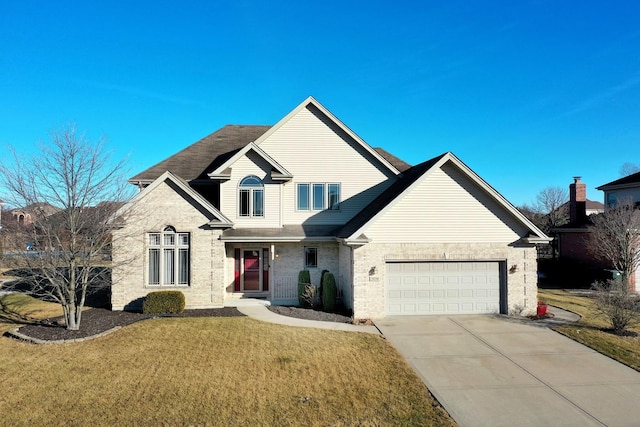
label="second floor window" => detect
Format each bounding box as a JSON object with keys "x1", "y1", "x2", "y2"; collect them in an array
[
  {"x1": 297, "y1": 183, "x2": 341, "y2": 211},
  {"x1": 239, "y1": 175, "x2": 264, "y2": 217}
]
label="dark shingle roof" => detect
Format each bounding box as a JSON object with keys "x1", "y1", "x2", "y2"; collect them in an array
[
  {"x1": 130, "y1": 125, "x2": 271, "y2": 182},
  {"x1": 597, "y1": 170, "x2": 640, "y2": 190},
  {"x1": 373, "y1": 147, "x2": 412, "y2": 172},
  {"x1": 337, "y1": 153, "x2": 447, "y2": 239}
]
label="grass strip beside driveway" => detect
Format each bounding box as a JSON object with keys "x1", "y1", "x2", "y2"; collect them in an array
[
  {"x1": 0, "y1": 295, "x2": 455, "y2": 426},
  {"x1": 539, "y1": 289, "x2": 640, "y2": 372}
]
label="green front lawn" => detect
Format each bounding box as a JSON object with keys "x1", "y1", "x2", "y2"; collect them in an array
[
  {"x1": 0, "y1": 294, "x2": 456, "y2": 426},
  {"x1": 539, "y1": 289, "x2": 640, "y2": 371}
]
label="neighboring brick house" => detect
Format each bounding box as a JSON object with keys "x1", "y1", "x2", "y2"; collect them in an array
[
  {"x1": 555, "y1": 177, "x2": 599, "y2": 266},
  {"x1": 555, "y1": 175, "x2": 639, "y2": 289},
  {"x1": 112, "y1": 97, "x2": 549, "y2": 318}
]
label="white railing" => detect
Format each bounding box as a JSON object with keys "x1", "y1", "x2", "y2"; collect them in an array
[{"x1": 273, "y1": 276, "x2": 297, "y2": 301}]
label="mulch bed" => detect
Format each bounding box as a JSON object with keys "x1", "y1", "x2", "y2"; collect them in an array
[
  {"x1": 10, "y1": 305, "x2": 354, "y2": 342},
  {"x1": 13, "y1": 307, "x2": 245, "y2": 342},
  {"x1": 268, "y1": 305, "x2": 353, "y2": 323}
]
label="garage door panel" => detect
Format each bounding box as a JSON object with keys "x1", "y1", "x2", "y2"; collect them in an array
[{"x1": 386, "y1": 261, "x2": 501, "y2": 315}]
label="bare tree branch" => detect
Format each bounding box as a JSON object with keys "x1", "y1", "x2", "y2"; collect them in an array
[
  {"x1": 619, "y1": 162, "x2": 640, "y2": 178},
  {"x1": 0, "y1": 123, "x2": 134, "y2": 330}
]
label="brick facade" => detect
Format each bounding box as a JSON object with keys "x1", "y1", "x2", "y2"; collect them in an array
[
  {"x1": 350, "y1": 242, "x2": 538, "y2": 319},
  {"x1": 111, "y1": 181, "x2": 227, "y2": 310}
]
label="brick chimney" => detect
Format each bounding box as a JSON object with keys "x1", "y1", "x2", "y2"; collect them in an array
[{"x1": 569, "y1": 176, "x2": 587, "y2": 224}]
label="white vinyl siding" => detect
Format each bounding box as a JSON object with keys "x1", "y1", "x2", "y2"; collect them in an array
[
  {"x1": 257, "y1": 105, "x2": 396, "y2": 225},
  {"x1": 220, "y1": 151, "x2": 281, "y2": 228},
  {"x1": 364, "y1": 162, "x2": 528, "y2": 243}
]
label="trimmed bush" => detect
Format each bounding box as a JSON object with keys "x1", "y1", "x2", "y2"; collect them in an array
[
  {"x1": 298, "y1": 270, "x2": 311, "y2": 307},
  {"x1": 143, "y1": 290, "x2": 186, "y2": 314},
  {"x1": 318, "y1": 269, "x2": 329, "y2": 303},
  {"x1": 321, "y1": 272, "x2": 337, "y2": 312}
]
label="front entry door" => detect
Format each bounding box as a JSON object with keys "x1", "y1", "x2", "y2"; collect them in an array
[{"x1": 242, "y1": 249, "x2": 261, "y2": 291}]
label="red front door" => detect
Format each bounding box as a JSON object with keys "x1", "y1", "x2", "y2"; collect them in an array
[{"x1": 243, "y1": 250, "x2": 261, "y2": 291}]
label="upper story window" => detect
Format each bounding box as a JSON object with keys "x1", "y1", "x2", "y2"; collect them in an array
[
  {"x1": 297, "y1": 183, "x2": 340, "y2": 211},
  {"x1": 239, "y1": 175, "x2": 264, "y2": 217},
  {"x1": 606, "y1": 192, "x2": 618, "y2": 208},
  {"x1": 148, "y1": 226, "x2": 190, "y2": 286}
]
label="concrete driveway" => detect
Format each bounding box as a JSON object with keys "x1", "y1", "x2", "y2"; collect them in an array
[{"x1": 375, "y1": 315, "x2": 640, "y2": 427}]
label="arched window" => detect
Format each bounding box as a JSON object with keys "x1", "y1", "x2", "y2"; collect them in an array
[
  {"x1": 238, "y1": 175, "x2": 264, "y2": 217},
  {"x1": 148, "y1": 225, "x2": 190, "y2": 286}
]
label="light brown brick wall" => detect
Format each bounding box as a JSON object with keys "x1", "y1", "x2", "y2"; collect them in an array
[
  {"x1": 351, "y1": 242, "x2": 538, "y2": 319},
  {"x1": 111, "y1": 181, "x2": 226, "y2": 310}
]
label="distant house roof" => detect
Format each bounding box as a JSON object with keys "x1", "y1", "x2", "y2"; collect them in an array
[
  {"x1": 129, "y1": 125, "x2": 271, "y2": 184},
  {"x1": 558, "y1": 199, "x2": 604, "y2": 212},
  {"x1": 597, "y1": 171, "x2": 640, "y2": 190}
]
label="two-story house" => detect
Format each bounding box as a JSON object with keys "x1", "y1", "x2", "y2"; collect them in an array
[
  {"x1": 597, "y1": 171, "x2": 640, "y2": 208},
  {"x1": 111, "y1": 97, "x2": 549, "y2": 319}
]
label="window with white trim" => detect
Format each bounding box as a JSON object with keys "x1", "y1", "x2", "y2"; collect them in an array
[
  {"x1": 304, "y1": 247, "x2": 318, "y2": 269},
  {"x1": 297, "y1": 183, "x2": 340, "y2": 211},
  {"x1": 239, "y1": 175, "x2": 264, "y2": 217},
  {"x1": 148, "y1": 226, "x2": 190, "y2": 286}
]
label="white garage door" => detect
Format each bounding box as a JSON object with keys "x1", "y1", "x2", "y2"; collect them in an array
[{"x1": 386, "y1": 262, "x2": 501, "y2": 315}]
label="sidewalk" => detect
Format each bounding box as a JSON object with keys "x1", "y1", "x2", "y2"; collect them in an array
[{"x1": 226, "y1": 299, "x2": 380, "y2": 334}]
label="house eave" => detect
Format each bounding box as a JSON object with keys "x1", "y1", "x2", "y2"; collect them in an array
[
  {"x1": 219, "y1": 236, "x2": 337, "y2": 243},
  {"x1": 206, "y1": 173, "x2": 231, "y2": 181},
  {"x1": 271, "y1": 171, "x2": 293, "y2": 182},
  {"x1": 597, "y1": 183, "x2": 640, "y2": 191},
  {"x1": 339, "y1": 238, "x2": 371, "y2": 246},
  {"x1": 128, "y1": 179, "x2": 153, "y2": 187},
  {"x1": 520, "y1": 236, "x2": 553, "y2": 244},
  {"x1": 207, "y1": 222, "x2": 234, "y2": 229}
]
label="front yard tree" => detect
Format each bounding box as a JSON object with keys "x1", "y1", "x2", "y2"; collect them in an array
[
  {"x1": 0, "y1": 124, "x2": 131, "y2": 330},
  {"x1": 588, "y1": 200, "x2": 640, "y2": 334}
]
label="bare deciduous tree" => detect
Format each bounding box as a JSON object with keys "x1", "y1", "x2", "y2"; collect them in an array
[
  {"x1": 536, "y1": 186, "x2": 569, "y2": 232},
  {"x1": 589, "y1": 201, "x2": 640, "y2": 286},
  {"x1": 619, "y1": 162, "x2": 640, "y2": 177},
  {"x1": 588, "y1": 200, "x2": 640, "y2": 334},
  {"x1": 0, "y1": 124, "x2": 132, "y2": 330}
]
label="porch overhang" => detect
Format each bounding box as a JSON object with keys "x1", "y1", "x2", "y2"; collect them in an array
[
  {"x1": 339, "y1": 233, "x2": 371, "y2": 246},
  {"x1": 219, "y1": 224, "x2": 342, "y2": 243}
]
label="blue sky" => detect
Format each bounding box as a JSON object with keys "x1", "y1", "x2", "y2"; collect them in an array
[{"x1": 2, "y1": 0, "x2": 639, "y2": 207}]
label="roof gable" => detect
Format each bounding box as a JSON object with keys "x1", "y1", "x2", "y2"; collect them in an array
[
  {"x1": 207, "y1": 142, "x2": 292, "y2": 180},
  {"x1": 117, "y1": 171, "x2": 233, "y2": 227},
  {"x1": 340, "y1": 152, "x2": 549, "y2": 242},
  {"x1": 252, "y1": 96, "x2": 401, "y2": 175}
]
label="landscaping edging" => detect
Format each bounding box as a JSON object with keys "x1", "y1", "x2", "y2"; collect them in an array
[{"x1": 6, "y1": 326, "x2": 123, "y2": 344}]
